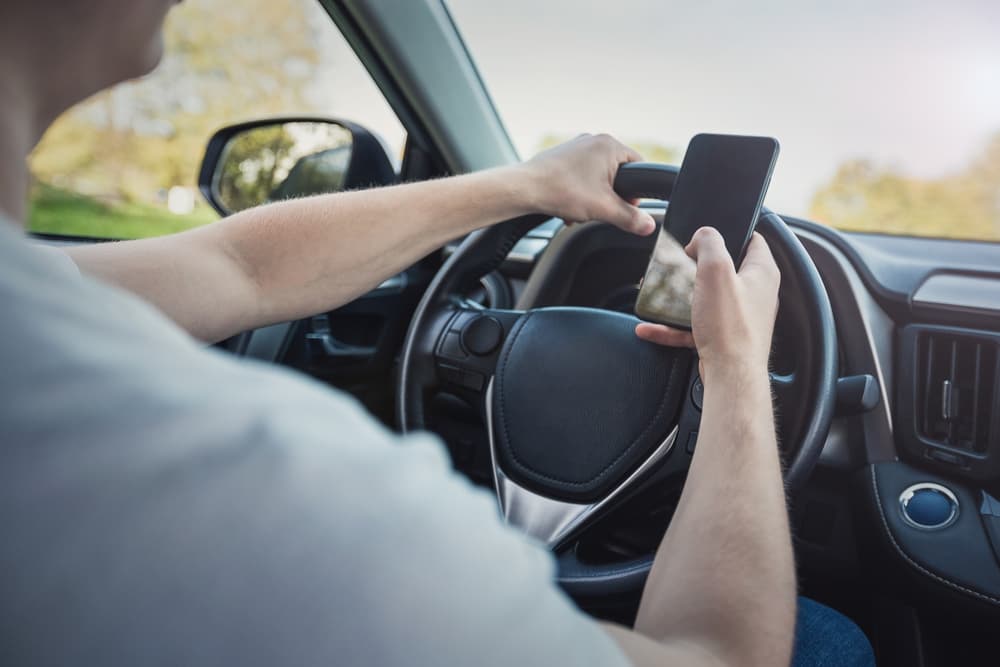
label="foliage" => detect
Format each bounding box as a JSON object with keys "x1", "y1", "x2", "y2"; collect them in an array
[
  {"x1": 269, "y1": 146, "x2": 352, "y2": 201},
  {"x1": 27, "y1": 0, "x2": 326, "y2": 239},
  {"x1": 810, "y1": 133, "x2": 1000, "y2": 241},
  {"x1": 21, "y1": 0, "x2": 1000, "y2": 244},
  {"x1": 29, "y1": 184, "x2": 216, "y2": 240},
  {"x1": 215, "y1": 122, "x2": 354, "y2": 213},
  {"x1": 216, "y1": 126, "x2": 298, "y2": 213}
]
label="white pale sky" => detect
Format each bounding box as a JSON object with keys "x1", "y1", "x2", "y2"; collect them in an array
[{"x1": 446, "y1": 0, "x2": 1000, "y2": 215}]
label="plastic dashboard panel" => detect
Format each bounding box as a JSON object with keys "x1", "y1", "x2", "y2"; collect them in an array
[{"x1": 787, "y1": 218, "x2": 1000, "y2": 330}]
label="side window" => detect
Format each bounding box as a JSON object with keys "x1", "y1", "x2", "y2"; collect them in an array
[{"x1": 28, "y1": 0, "x2": 405, "y2": 240}]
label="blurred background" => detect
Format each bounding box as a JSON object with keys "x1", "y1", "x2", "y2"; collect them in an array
[{"x1": 28, "y1": 0, "x2": 1000, "y2": 241}]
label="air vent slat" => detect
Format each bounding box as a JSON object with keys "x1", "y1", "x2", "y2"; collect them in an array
[
  {"x1": 916, "y1": 331, "x2": 998, "y2": 457},
  {"x1": 948, "y1": 338, "x2": 958, "y2": 444},
  {"x1": 992, "y1": 353, "x2": 1000, "y2": 450},
  {"x1": 922, "y1": 337, "x2": 935, "y2": 437},
  {"x1": 972, "y1": 343, "x2": 982, "y2": 449}
]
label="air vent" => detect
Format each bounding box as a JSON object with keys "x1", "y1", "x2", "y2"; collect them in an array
[{"x1": 916, "y1": 331, "x2": 999, "y2": 454}]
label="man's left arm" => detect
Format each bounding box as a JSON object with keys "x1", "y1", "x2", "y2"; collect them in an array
[{"x1": 67, "y1": 135, "x2": 654, "y2": 342}]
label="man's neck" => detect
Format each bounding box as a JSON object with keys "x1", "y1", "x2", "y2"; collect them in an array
[{"x1": 0, "y1": 63, "x2": 42, "y2": 226}]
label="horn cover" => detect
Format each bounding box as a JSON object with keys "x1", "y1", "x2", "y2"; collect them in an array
[{"x1": 491, "y1": 308, "x2": 691, "y2": 503}]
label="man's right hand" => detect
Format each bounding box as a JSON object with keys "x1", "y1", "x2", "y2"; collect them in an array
[
  {"x1": 635, "y1": 227, "x2": 780, "y2": 383},
  {"x1": 621, "y1": 227, "x2": 793, "y2": 667}
]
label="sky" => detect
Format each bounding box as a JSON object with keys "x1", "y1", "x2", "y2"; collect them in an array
[{"x1": 447, "y1": 0, "x2": 1000, "y2": 215}]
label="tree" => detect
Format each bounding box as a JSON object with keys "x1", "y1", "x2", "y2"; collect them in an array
[
  {"x1": 214, "y1": 122, "x2": 353, "y2": 212},
  {"x1": 29, "y1": 0, "x2": 326, "y2": 208},
  {"x1": 216, "y1": 126, "x2": 298, "y2": 213},
  {"x1": 810, "y1": 133, "x2": 1000, "y2": 241}
]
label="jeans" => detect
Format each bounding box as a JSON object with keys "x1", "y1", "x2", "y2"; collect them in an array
[{"x1": 792, "y1": 597, "x2": 876, "y2": 667}]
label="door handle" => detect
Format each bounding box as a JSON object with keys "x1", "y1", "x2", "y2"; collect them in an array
[{"x1": 305, "y1": 331, "x2": 376, "y2": 359}]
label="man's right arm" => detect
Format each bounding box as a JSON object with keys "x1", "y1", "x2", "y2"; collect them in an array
[{"x1": 605, "y1": 228, "x2": 795, "y2": 666}]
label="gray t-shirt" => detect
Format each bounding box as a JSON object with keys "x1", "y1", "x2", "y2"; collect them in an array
[{"x1": 0, "y1": 221, "x2": 628, "y2": 666}]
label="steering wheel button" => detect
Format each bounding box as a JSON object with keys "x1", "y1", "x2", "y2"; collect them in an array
[
  {"x1": 461, "y1": 316, "x2": 504, "y2": 356},
  {"x1": 438, "y1": 364, "x2": 463, "y2": 385},
  {"x1": 438, "y1": 332, "x2": 467, "y2": 360},
  {"x1": 690, "y1": 376, "x2": 704, "y2": 411},
  {"x1": 460, "y1": 370, "x2": 485, "y2": 392},
  {"x1": 448, "y1": 310, "x2": 478, "y2": 333},
  {"x1": 685, "y1": 431, "x2": 698, "y2": 454}
]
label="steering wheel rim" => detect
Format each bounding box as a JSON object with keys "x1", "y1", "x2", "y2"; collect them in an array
[{"x1": 397, "y1": 162, "x2": 837, "y2": 595}]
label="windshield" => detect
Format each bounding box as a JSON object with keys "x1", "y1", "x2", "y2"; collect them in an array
[{"x1": 448, "y1": 0, "x2": 1000, "y2": 242}]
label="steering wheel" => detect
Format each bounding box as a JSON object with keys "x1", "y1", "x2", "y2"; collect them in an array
[{"x1": 397, "y1": 163, "x2": 837, "y2": 595}]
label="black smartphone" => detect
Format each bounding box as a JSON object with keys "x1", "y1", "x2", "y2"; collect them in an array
[{"x1": 635, "y1": 133, "x2": 779, "y2": 330}]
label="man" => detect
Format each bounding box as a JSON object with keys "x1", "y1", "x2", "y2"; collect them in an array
[{"x1": 0, "y1": 1, "x2": 875, "y2": 665}]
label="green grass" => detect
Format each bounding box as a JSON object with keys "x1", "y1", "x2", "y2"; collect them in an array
[{"x1": 28, "y1": 185, "x2": 218, "y2": 240}]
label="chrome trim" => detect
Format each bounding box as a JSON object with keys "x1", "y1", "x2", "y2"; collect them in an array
[
  {"x1": 795, "y1": 228, "x2": 894, "y2": 433},
  {"x1": 941, "y1": 380, "x2": 954, "y2": 420},
  {"x1": 371, "y1": 273, "x2": 407, "y2": 295},
  {"x1": 485, "y1": 379, "x2": 679, "y2": 548},
  {"x1": 506, "y1": 238, "x2": 549, "y2": 264},
  {"x1": 899, "y1": 482, "x2": 960, "y2": 531},
  {"x1": 444, "y1": 234, "x2": 552, "y2": 264}
]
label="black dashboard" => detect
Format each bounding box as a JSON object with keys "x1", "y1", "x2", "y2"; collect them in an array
[{"x1": 485, "y1": 210, "x2": 1000, "y2": 648}]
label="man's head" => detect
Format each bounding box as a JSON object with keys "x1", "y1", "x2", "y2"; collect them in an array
[{"x1": 0, "y1": 0, "x2": 179, "y2": 129}]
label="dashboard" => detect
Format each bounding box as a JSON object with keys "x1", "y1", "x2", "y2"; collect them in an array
[{"x1": 485, "y1": 208, "x2": 1000, "y2": 627}]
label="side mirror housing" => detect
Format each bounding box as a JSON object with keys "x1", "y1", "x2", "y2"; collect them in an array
[{"x1": 198, "y1": 117, "x2": 397, "y2": 216}]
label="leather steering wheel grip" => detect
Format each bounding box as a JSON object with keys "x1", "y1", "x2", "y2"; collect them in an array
[{"x1": 613, "y1": 162, "x2": 684, "y2": 201}]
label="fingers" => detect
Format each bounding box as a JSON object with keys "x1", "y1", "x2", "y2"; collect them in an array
[
  {"x1": 611, "y1": 199, "x2": 656, "y2": 235},
  {"x1": 621, "y1": 144, "x2": 643, "y2": 164},
  {"x1": 593, "y1": 133, "x2": 643, "y2": 164},
  {"x1": 635, "y1": 323, "x2": 695, "y2": 348},
  {"x1": 602, "y1": 137, "x2": 653, "y2": 234}
]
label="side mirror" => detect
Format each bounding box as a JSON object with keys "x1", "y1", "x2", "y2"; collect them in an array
[{"x1": 198, "y1": 118, "x2": 397, "y2": 216}]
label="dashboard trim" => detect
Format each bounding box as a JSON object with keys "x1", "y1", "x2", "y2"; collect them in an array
[
  {"x1": 871, "y1": 465, "x2": 1000, "y2": 607},
  {"x1": 794, "y1": 228, "x2": 895, "y2": 434}
]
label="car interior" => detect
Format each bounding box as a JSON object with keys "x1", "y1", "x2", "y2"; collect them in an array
[{"x1": 29, "y1": 1, "x2": 1000, "y2": 665}]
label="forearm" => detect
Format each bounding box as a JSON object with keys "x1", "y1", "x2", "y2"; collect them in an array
[
  {"x1": 633, "y1": 364, "x2": 795, "y2": 666},
  {"x1": 68, "y1": 165, "x2": 534, "y2": 342},
  {"x1": 207, "y1": 166, "x2": 536, "y2": 331}
]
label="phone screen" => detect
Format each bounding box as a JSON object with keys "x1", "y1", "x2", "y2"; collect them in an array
[{"x1": 635, "y1": 133, "x2": 779, "y2": 329}]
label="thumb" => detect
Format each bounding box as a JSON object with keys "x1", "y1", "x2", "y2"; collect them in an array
[
  {"x1": 686, "y1": 226, "x2": 735, "y2": 277},
  {"x1": 737, "y1": 232, "x2": 775, "y2": 274}
]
